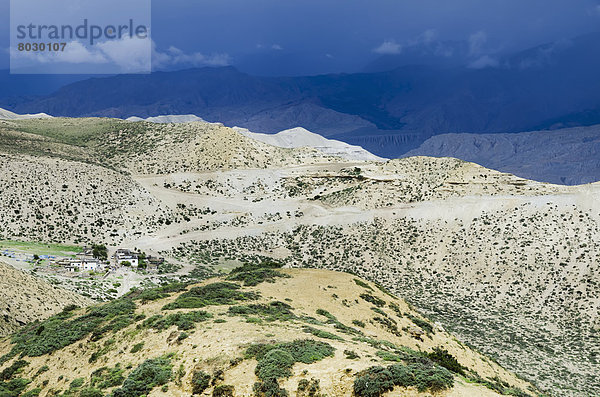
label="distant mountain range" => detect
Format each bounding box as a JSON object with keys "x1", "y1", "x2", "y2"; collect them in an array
[
  {"x1": 406, "y1": 124, "x2": 600, "y2": 186},
  {"x1": 2, "y1": 32, "x2": 600, "y2": 160}
]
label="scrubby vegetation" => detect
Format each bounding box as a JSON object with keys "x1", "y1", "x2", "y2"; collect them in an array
[
  {"x1": 0, "y1": 360, "x2": 28, "y2": 381},
  {"x1": 191, "y1": 370, "x2": 211, "y2": 395},
  {"x1": 359, "y1": 293, "x2": 386, "y2": 308},
  {"x1": 353, "y1": 279, "x2": 373, "y2": 291},
  {"x1": 213, "y1": 384, "x2": 235, "y2": 397},
  {"x1": 246, "y1": 339, "x2": 335, "y2": 365},
  {"x1": 315, "y1": 309, "x2": 362, "y2": 335},
  {"x1": 130, "y1": 343, "x2": 144, "y2": 354},
  {"x1": 296, "y1": 378, "x2": 322, "y2": 397},
  {"x1": 353, "y1": 361, "x2": 454, "y2": 396},
  {"x1": 427, "y1": 348, "x2": 466, "y2": 376},
  {"x1": 246, "y1": 339, "x2": 334, "y2": 397},
  {"x1": 406, "y1": 315, "x2": 434, "y2": 334},
  {"x1": 111, "y1": 356, "x2": 172, "y2": 397},
  {"x1": 142, "y1": 311, "x2": 212, "y2": 331},
  {"x1": 302, "y1": 326, "x2": 343, "y2": 341},
  {"x1": 227, "y1": 261, "x2": 290, "y2": 286},
  {"x1": 0, "y1": 378, "x2": 32, "y2": 397},
  {"x1": 125, "y1": 283, "x2": 188, "y2": 303},
  {"x1": 1, "y1": 299, "x2": 136, "y2": 362},
  {"x1": 228, "y1": 301, "x2": 295, "y2": 322},
  {"x1": 90, "y1": 364, "x2": 125, "y2": 389},
  {"x1": 162, "y1": 282, "x2": 259, "y2": 310}
]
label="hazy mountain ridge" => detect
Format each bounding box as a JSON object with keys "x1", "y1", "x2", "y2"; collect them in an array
[
  {"x1": 405, "y1": 124, "x2": 600, "y2": 185},
  {"x1": 5, "y1": 32, "x2": 600, "y2": 160}
]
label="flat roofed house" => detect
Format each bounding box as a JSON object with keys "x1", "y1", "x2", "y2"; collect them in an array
[{"x1": 114, "y1": 249, "x2": 139, "y2": 267}]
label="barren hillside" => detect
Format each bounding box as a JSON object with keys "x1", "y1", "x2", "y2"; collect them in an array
[
  {"x1": 0, "y1": 117, "x2": 597, "y2": 395},
  {"x1": 0, "y1": 261, "x2": 92, "y2": 336}
]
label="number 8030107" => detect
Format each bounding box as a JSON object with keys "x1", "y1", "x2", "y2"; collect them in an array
[{"x1": 17, "y1": 42, "x2": 67, "y2": 51}]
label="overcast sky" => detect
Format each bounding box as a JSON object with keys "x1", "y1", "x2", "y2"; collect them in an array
[{"x1": 1, "y1": 0, "x2": 600, "y2": 75}]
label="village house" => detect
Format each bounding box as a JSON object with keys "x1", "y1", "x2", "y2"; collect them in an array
[
  {"x1": 54, "y1": 258, "x2": 105, "y2": 272},
  {"x1": 113, "y1": 249, "x2": 139, "y2": 267},
  {"x1": 146, "y1": 255, "x2": 164, "y2": 272}
]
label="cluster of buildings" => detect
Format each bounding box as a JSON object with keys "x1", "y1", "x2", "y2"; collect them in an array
[{"x1": 50, "y1": 247, "x2": 164, "y2": 274}]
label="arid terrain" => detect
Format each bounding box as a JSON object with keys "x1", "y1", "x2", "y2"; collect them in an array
[
  {"x1": 0, "y1": 260, "x2": 92, "y2": 336},
  {"x1": 0, "y1": 117, "x2": 598, "y2": 395},
  {"x1": 0, "y1": 266, "x2": 539, "y2": 396}
]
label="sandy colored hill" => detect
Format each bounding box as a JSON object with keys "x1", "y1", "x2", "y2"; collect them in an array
[
  {"x1": 0, "y1": 153, "x2": 170, "y2": 245},
  {"x1": 0, "y1": 117, "x2": 597, "y2": 395},
  {"x1": 0, "y1": 268, "x2": 538, "y2": 397},
  {"x1": 0, "y1": 261, "x2": 92, "y2": 336},
  {"x1": 0, "y1": 108, "x2": 52, "y2": 121},
  {"x1": 238, "y1": 126, "x2": 386, "y2": 162}
]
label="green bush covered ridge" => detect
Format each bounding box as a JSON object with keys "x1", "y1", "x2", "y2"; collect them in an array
[{"x1": 0, "y1": 262, "x2": 541, "y2": 397}]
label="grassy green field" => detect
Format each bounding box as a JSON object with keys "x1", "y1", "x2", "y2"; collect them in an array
[
  {"x1": 8, "y1": 118, "x2": 127, "y2": 147},
  {"x1": 0, "y1": 240, "x2": 80, "y2": 257}
]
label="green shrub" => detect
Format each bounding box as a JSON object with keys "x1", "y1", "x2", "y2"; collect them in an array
[
  {"x1": 34, "y1": 366, "x2": 49, "y2": 377},
  {"x1": 296, "y1": 378, "x2": 321, "y2": 397},
  {"x1": 0, "y1": 360, "x2": 28, "y2": 381},
  {"x1": 407, "y1": 315, "x2": 434, "y2": 334},
  {"x1": 142, "y1": 311, "x2": 212, "y2": 331},
  {"x1": 125, "y1": 283, "x2": 188, "y2": 303},
  {"x1": 91, "y1": 314, "x2": 134, "y2": 341},
  {"x1": 91, "y1": 364, "x2": 125, "y2": 389},
  {"x1": 79, "y1": 388, "x2": 103, "y2": 397},
  {"x1": 191, "y1": 370, "x2": 211, "y2": 395},
  {"x1": 359, "y1": 294, "x2": 386, "y2": 308},
  {"x1": 213, "y1": 384, "x2": 235, "y2": 397},
  {"x1": 352, "y1": 320, "x2": 365, "y2": 328},
  {"x1": 371, "y1": 307, "x2": 387, "y2": 317},
  {"x1": 302, "y1": 326, "x2": 343, "y2": 341},
  {"x1": 62, "y1": 304, "x2": 80, "y2": 313},
  {"x1": 388, "y1": 303, "x2": 402, "y2": 317},
  {"x1": 70, "y1": 378, "x2": 85, "y2": 389},
  {"x1": 315, "y1": 310, "x2": 361, "y2": 335},
  {"x1": 246, "y1": 339, "x2": 335, "y2": 365},
  {"x1": 227, "y1": 261, "x2": 289, "y2": 286},
  {"x1": 163, "y1": 282, "x2": 259, "y2": 310},
  {"x1": 372, "y1": 316, "x2": 401, "y2": 336},
  {"x1": 247, "y1": 338, "x2": 335, "y2": 393},
  {"x1": 255, "y1": 349, "x2": 295, "y2": 380},
  {"x1": 3, "y1": 299, "x2": 136, "y2": 360},
  {"x1": 353, "y1": 362, "x2": 453, "y2": 396},
  {"x1": 0, "y1": 378, "x2": 31, "y2": 397},
  {"x1": 374, "y1": 283, "x2": 396, "y2": 298},
  {"x1": 353, "y1": 366, "x2": 395, "y2": 397},
  {"x1": 427, "y1": 348, "x2": 465, "y2": 375},
  {"x1": 111, "y1": 357, "x2": 172, "y2": 397},
  {"x1": 228, "y1": 301, "x2": 295, "y2": 322},
  {"x1": 344, "y1": 350, "x2": 360, "y2": 359},
  {"x1": 252, "y1": 348, "x2": 295, "y2": 397},
  {"x1": 21, "y1": 388, "x2": 41, "y2": 397},
  {"x1": 130, "y1": 343, "x2": 144, "y2": 354},
  {"x1": 353, "y1": 279, "x2": 373, "y2": 291},
  {"x1": 253, "y1": 378, "x2": 288, "y2": 397}
]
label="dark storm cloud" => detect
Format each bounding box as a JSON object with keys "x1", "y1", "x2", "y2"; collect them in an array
[
  {"x1": 149, "y1": 0, "x2": 600, "y2": 73},
  {"x1": 1, "y1": 0, "x2": 599, "y2": 73}
]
